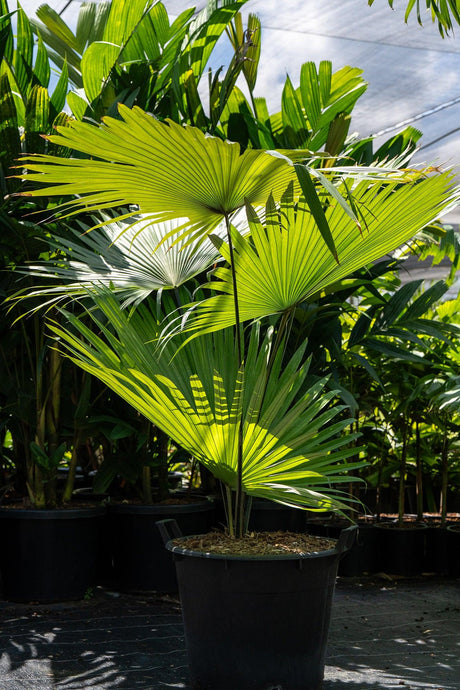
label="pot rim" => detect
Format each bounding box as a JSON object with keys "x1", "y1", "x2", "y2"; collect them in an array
[
  {"x1": 374, "y1": 520, "x2": 429, "y2": 531},
  {"x1": 446, "y1": 524, "x2": 460, "y2": 533},
  {"x1": 166, "y1": 539, "x2": 340, "y2": 562},
  {"x1": 163, "y1": 524, "x2": 357, "y2": 562},
  {"x1": 0, "y1": 505, "x2": 106, "y2": 519},
  {"x1": 108, "y1": 498, "x2": 214, "y2": 515}
]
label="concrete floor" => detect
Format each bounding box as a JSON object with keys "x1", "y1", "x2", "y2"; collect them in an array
[{"x1": 0, "y1": 576, "x2": 459, "y2": 689}]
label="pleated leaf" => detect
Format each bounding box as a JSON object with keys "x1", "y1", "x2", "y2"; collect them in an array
[
  {"x1": 17, "y1": 104, "x2": 297, "y2": 237},
  {"x1": 48, "y1": 291, "x2": 363, "y2": 512},
  {"x1": 21, "y1": 214, "x2": 227, "y2": 308},
  {"x1": 172, "y1": 173, "x2": 458, "y2": 337}
]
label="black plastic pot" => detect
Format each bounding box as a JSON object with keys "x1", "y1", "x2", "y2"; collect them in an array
[
  {"x1": 248, "y1": 498, "x2": 307, "y2": 532},
  {"x1": 424, "y1": 523, "x2": 450, "y2": 575},
  {"x1": 338, "y1": 523, "x2": 379, "y2": 576},
  {"x1": 159, "y1": 520, "x2": 356, "y2": 690},
  {"x1": 108, "y1": 499, "x2": 215, "y2": 592},
  {"x1": 375, "y1": 521, "x2": 428, "y2": 576},
  {"x1": 305, "y1": 513, "x2": 335, "y2": 537},
  {"x1": 71, "y1": 490, "x2": 113, "y2": 585},
  {"x1": 0, "y1": 505, "x2": 106, "y2": 602},
  {"x1": 447, "y1": 524, "x2": 460, "y2": 576}
]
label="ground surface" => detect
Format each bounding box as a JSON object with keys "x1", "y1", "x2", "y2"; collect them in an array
[{"x1": 0, "y1": 575, "x2": 458, "y2": 689}]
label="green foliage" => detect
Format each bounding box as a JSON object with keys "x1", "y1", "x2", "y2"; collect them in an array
[
  {"x1": 48, "y1": 292, "x2": 365, "y2": 516},
  {"x1": 33, "y1": 0, "x2": 248, "y2": 123},
  {"x1": 370, "y1": 0, "x2": 460, "y2": 36},
  {"x1": 0, "y1": 1, "x2": 70, "y2": 195},
  {"x1": 4, "y1": 0, "x2": 460, "y2": 525},
  {"x1": 15, "y1": 92, "x2": 460, "y2": 530}
]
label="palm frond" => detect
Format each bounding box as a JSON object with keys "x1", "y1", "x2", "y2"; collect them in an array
[
  {"x1": 167, "y1": 172, "x2": 458, "y2": 337},
  {"x1": 17, "y1": 104, "x2": 297, "y2": 239},
  {"x1": 18, "y1": 214, "x2": 231, "y2": 308},
  {"x1": 48, "y1": 288, "x2": 363, "y2": 512}
]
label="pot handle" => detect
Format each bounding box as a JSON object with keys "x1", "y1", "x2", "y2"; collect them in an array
[
  {"x1": 337, "y1": 524, "x2": 358, "y2": 555},
  {"x1": 156, "y1": 518, "x2": 183, "y2": 545}
]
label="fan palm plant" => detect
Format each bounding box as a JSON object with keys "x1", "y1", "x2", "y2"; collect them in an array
[{"x1": 16, "y1": 105, "x2": 459, "y2": 536}]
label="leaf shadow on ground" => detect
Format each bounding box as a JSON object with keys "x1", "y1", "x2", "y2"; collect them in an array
[
  {"x1": 323, "y1": 577, "x2": 460, "y2": 690},
  {"x1": 0, "y1": 592, "x2": 189, "y2": 689},
  {"x1": 0, "y1": 579, "x2": 459, "y2": 689}
]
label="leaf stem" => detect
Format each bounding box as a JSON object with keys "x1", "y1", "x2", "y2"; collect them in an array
[{"x1": 225, "y1": 213, "x2": 245, "y2": 538}]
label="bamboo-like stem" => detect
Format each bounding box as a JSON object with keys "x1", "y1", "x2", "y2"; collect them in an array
[
  {"x1": 62, "y1": 432, "x2": 79, "y2": 504},
  {"x1": 45, "y1": 340, "x2": 62, "y2": 507},
  {"x1": 141, "y1": 420, "x2": 154, "y2": 504},
  {"x1": 32, "y1": 318, "x2": 46, "y2": 508},
  {"x1": 63, "y1": 369, "x2": 90, "y2": 504},
  {"x1": 35, "y1": 319, "x2": 45, "y2": 451},
  {"x1": 440, "y1": 426, "x2": 449, "y2": 527},
  {"x1": 415, "y1": 419, "x2": 424, "y2": 522},
  {"x1": 375, "y1": 419, "x2": 388, "y2": 519},
  {"x1": 156, "y1": 427, "x2": 170, "y2": 503},
  {"x1": 142, "y1": 466, "x2": 153, "y2": 504},
  {"x1": 347, "y1": 417, "x2": 361, "y2": 519},
  {"x1": 224, "y1": 214, "x2": 245, "y2": 538},
  {"x1": 47, "y1": 340, "x2": 62, "y2": 455},
  {"x1": 398, "y1": 418, "x2": 408, "y2": 527},
  {"x1": 225, "y1": 484, "x2": 234, "y2": 537}
]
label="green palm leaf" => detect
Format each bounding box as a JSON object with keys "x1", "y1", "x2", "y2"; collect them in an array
[
  {"x1": 48, "y1": 288, "x2": 363, "y2": 513},
  {"x1": 20, "y1": 214, "x2": 229, "y2": 308},
  {"x1": 17, "y1": 104, "x2": 297, "y2": 240},
  {"x1": 171, "y1": 172, "x2": 458, "y2": 336}
]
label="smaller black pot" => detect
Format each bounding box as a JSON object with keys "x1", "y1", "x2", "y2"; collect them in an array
[
  {"x1": 0, "y1": 505, "x2": 106, "y2": 602},
  {"x1": 72, "y1": 489, "x2": 113, "y2": 584},
  {"x1": 339, "y1": 523, "x2": 379, "y2": 576},
  {"x1": 305, "y1": 513, "x2": 335, "y2": 537},
  {"x1": 447, "y1": 524, "x2": 460, "y2": 576},
  {"x1": 424, "y1": 523, "x2": 450, "y2": 575},
  {"x1": 108, "y1": 499, "x2": 215, "y2": 592},
  {"x1": 248, "y1": 498, "x2": 306, "y2": 532},
  {"x1": 375, "y1": 521, "x2": 428, "y2": 576}
]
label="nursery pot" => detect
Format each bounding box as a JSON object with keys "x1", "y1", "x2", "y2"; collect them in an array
[
  {"x1": 0, "y1": 505, "x2": 106, "y2": 602},
  {"x1": 248, "y1": 497, "x2": 307, "y2": 532},
  {"x1": 108, "y1": 499, "x2": 215, "y2": 592},
  {"x1": 338, "y1": 522, "x2": 379, "y2": 576},
  {"x1": 375, "y1": 521, "x2": 428, "y2": 576},
  {"x1": 424, "y1": 521, "x2": 450, "y2": 575},
  {"x1": 158, "y1": 520, "x2": 357, "y2": 690},
  {"x1": 447, "y1": 524, "x2": 460, "y2": 576}
]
